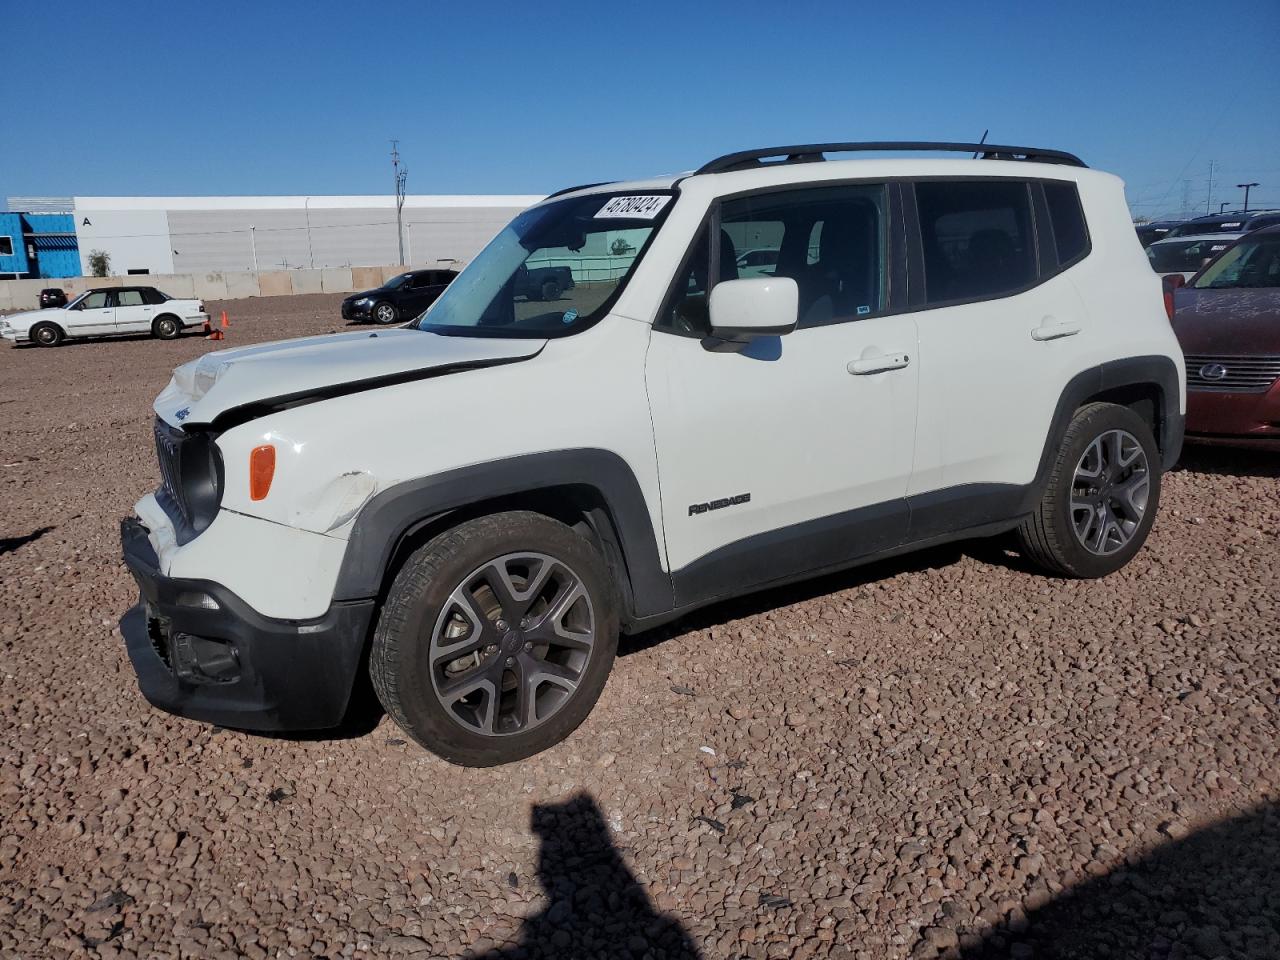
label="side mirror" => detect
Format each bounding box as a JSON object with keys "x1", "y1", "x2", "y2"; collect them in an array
[{"x1": 708, "y1": 277, "x2": 798, "y2": 341}]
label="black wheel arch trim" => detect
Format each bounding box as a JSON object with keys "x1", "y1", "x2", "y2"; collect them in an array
[
  {"x1": 332, "y1": 449, "x2": 674, "y2": 620},
  {"x1": 1029, "y1": 355, "x2": 1183, "y2": 499}
]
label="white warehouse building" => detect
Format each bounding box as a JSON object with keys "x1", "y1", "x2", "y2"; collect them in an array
[{"x1": 72, "y1": 194, "x2": 545, "y2": 276}]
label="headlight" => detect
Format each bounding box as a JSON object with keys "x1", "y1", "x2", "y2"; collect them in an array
[{"x1": 355, "y1": 297, "x2": 373, "y2": 306}]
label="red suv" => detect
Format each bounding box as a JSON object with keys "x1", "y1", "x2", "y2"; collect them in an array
[{"x1": 1172, "y1": 225, "x2": 1280, "y2": 447}]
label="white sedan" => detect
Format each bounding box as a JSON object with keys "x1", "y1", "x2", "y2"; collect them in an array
[{"x1": 0, "y1": 286, "x2": 209, "y2": 347}]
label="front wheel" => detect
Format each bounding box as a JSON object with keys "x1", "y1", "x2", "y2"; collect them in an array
[
  {"x1": 30, "y1": 322, "x2": 64, "y2": 347},
  {"x1": 372, "y1": 301, "x2": 399, "y2": 325},
  {"x1": 1018, "y1": 402, "x2": 1161, "y2": 577},
  {"x1": 370, "y1": 511, "x2": 619, "y2": 766}
]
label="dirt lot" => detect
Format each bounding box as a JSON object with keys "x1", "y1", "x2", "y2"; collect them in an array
[{"x1": 1, "y1": 293, "x2": 1277, "y2": 960}]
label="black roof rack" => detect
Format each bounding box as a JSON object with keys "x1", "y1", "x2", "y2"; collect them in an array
[
  {"x1": 545, "y1": 181, "x2": 615, "y2": 199},
  {"x1": 695, "y1": 141, "x2": 1086, "y2": 175}
]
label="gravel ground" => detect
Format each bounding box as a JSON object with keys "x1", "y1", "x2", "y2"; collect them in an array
[{"x1": 1, "y1": 293, "x2": 1277, "y2": 960}]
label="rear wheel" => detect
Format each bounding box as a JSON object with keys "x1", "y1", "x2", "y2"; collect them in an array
[
  {"x1": 152, "y1": 315, "x2": 181, "y2": 340},
  {"x1": 1018, "y1": 402, "x2": 1161, "y2": 577},
  {"x1": 370, "y1": 511, "x2": 619, "y2": 766},
  {"x1": 540, "y1": 278, "x2": 561, "y2": 301},
  {"x1": 372, "y1": 301, "x2": 399, "y2": 325},
  {"x1": 30, "y1": 322, "x2": 64, "y2": 347}
]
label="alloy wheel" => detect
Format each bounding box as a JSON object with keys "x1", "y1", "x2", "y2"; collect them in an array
[
  {"x1": 1070, "y1": 429, "x2": 1150, "y2": 555},
  {"x1": 375, "y1": 304, "x2": 396, "y2": 324},
  {"x1": 428, "y1": 552, "x2": 597, "y2": 737}
]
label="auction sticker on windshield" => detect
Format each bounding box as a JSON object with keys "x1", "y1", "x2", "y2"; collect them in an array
[{"x1": 595, "y1": 195, "x2": 672, "y2": 219}]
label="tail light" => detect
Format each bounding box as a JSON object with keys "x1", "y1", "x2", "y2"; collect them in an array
[{"x1": 249, "y1": 444, "x2": 276, "y2": 501}]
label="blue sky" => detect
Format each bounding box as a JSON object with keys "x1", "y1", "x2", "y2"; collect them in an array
[{"x1": 3, "y1": 0, "x2": 1278, "y2": 219}]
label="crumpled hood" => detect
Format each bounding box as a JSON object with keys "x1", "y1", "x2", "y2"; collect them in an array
[{"x1": 154, "y1": 328, "x2": 545, "y2": 427}]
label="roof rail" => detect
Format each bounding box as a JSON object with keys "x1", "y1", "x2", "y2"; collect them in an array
[
  {"x1": 695, "y1": 142, "x2": 1086, "y2": 175},
  {"x1": 544, "y1": 181, "x2": 615, "y2": 199}
]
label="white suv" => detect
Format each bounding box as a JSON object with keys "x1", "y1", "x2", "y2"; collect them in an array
[
  {"x1": 119, "y1": 142, "x2": 1185, "y2": 765},
  {"x1": 1, "y1": 286, "x2": 208, "y2": 347}
]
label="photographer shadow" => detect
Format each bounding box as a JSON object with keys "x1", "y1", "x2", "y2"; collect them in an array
[{"x1": 471, "y1": 793, "x2": 700, "y2": 960}]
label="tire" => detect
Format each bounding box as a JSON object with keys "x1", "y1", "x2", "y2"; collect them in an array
[
  {"x1": 540, "y1": 279, "x2": 561, "y2": 301},
  {"x1": 1017, "y1": 402, "x2": 1162, "y2": 578},
  {"x1": 372, "y1": 301, "x2": 399, "y2": 325},
  {"x1": 30, "y1": 322, "x2": 64, "y2": 347},
  {"x1": 152, "y1": 315, "x2": 181, "y2": 340},
  {"x1": 370, "y1": 511, "x2": 619, "y2": 766}
]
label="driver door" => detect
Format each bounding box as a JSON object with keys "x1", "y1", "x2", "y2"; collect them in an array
[{"x1": 65, "y1": 291, "x2": 115, "y2": 335}]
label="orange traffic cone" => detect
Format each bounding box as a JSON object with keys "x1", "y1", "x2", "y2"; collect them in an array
[{"x1": 221, "y1": 310, "x2": 229, "y2": 329}]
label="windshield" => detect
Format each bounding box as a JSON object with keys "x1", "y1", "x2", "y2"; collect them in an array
[
  {"x1": 411, "y1": 191, "x2": 673, "y2": 337},
  {"x1": 1192, "y1": 234, "x2": 1280, "y2": 289},
  {"x1": 1148, "y1": 237, "x2": 1233, "y2": 274},
  {"x1": 64, "y1": 292, "x2": 88, "y2": 309}
]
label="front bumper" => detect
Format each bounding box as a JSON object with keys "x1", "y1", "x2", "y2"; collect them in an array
[
  {"x1": 341, "y1": 300, "x2": 373, "y2": 321},
  {"x1": 1186, "y1": 382, "x2": 1280, "y2": 446},
  {"x1": 119, "y1": 516, "x2": 375, "y2": 730}
]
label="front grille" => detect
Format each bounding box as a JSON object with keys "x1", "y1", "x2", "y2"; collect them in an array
[
  {"x1": 1185, "y1": 355, "x2": 1280, "y2": 393},
  {"x1": 154, "y1": 418, "x2": 191, "y2": 526}
]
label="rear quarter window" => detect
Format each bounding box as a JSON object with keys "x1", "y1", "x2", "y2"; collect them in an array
[{"x1": 1043, "y1": 181, "x2": 1090, "y2": 267}]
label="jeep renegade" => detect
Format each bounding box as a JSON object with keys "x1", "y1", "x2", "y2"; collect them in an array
[{"x1": 119, "y1": 142, "x2": 1185, "y2": 766}]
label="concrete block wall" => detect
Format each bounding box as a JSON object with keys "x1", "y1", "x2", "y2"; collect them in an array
[{"x1": 0, "y1": 263, "x2": 441, "y2": 313}]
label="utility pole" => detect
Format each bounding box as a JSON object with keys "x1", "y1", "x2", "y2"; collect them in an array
[
  {"x1": 1205, "y1": 160, "x2": 1215, "y2": 215},
  {"x1": 249, "y1": 225, "x2": 258, "y2": 271},
  {"x1": 1180, "y1": 180, "x2": 1192, "y2": 219},
  {"x1": 391, "y1": 140, "x2": 408, "y2": 266},
  {"x1": 1237, "y1": 182, "x2": 1259, "y2": 212}
]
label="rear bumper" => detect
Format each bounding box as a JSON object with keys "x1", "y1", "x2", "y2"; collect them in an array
[
  {"x1": 1186, "y1": 383, "x2": 1280, "y2": 443},
  {"x1": 118, "y1": 516, "x2": 375, "y2": 731}
]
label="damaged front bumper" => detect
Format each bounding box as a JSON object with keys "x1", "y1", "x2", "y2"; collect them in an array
[{"x1": 118, "y1": 516, "x2": 375, "y2": 730}]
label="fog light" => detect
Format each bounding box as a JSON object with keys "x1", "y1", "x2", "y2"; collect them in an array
[{"x1": 174, "y1": 590, "x2": 220, "y2": 610}]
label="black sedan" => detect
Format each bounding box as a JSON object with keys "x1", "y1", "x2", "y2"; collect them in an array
[
  {"x1": 39, "y1": 288, "x2": 68, "y2": 309},
  {"x1": 341, "y1": 269, "x2": 458, "y2": 325}
]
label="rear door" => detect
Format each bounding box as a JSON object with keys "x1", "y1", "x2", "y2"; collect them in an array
[
  {"x1": 65, "y1": 291, "x2": 115, "y2": 336},
  {"x1": 906, "y1": 178, "x2": 1092, "y2": 534},
  {"x1": 112, "y1": 288, "x2": 153, "y2": 332}
]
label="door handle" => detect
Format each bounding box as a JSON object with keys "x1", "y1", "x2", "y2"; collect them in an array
[
  {"x1": 848, "y1": 352, "x2": 910, "y2": 375},
  {"x1": 1031, "y1": 318, "x2": 1081, "y2": 341}
]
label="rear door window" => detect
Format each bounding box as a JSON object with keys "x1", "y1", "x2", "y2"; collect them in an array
[
  {"x1": 116, "y1": 289, "x2": 145, "y2": 307},
  {"x1": 916, "y1": 180, "x2": 1036, "y2": 304}
]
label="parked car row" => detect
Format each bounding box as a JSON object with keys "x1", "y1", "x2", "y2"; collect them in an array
[{"x1": 1139, "y1": 208, "x2": 1280, "y2": 248}]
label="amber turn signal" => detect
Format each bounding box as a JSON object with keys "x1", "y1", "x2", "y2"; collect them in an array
[{"x1": 249, "y1": 444, "x2": 276, "y2": 501}]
